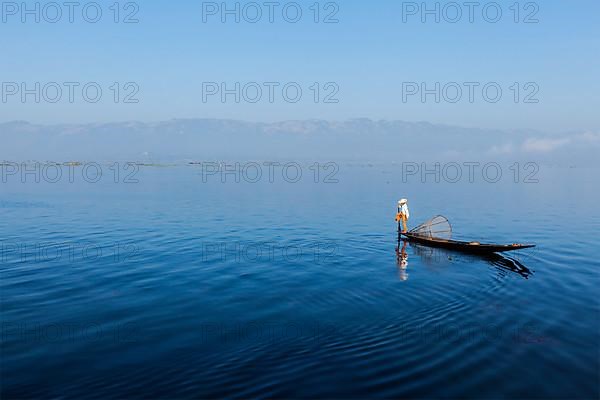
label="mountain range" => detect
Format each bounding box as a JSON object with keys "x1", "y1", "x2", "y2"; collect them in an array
[{"x1": 1, "y1": 119, "x2": 597, "y2": 165}]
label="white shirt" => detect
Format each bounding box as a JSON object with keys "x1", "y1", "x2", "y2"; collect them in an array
[{"x1": 399, "y1": 204, "x2": 410, "y2": 218}]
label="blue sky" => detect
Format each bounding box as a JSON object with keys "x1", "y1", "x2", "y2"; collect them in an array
[{"x1": 1, "y1": 0, "x2": 599, "y2": 132}]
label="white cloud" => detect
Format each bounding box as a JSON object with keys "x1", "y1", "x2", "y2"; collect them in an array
[
  {"x1": 579, "y1": 131, "x2": 600, "y2": 143},
  {"x1": 521, "y1": 137, "x2": 571, "y2": 153},
  {"x1": 489, "y1": 143, "x2": 515, "y2": 154}
]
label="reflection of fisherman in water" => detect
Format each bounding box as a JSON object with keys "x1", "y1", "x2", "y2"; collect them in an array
[{"x1": 395, "y1": 240, "x2": 409, "y2": 281}]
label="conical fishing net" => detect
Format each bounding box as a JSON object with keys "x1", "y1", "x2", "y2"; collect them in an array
[{"x1": 410, "y1": 215, "x2": 452, "y2": 239}]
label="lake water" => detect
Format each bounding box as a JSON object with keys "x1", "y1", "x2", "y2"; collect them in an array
[{"x1": 1, "y1": 163, "x2": 599, "y2": 398}]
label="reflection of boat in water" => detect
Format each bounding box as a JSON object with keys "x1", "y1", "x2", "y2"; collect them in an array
[
  {"x1": 486, "y1": 252, "x2": 533, "y2": 279},
  {"x1": 403, "y1": 240, "x2": 534, "y2": 279},
  {"x1": 400, "y1": 216, "x2": 536, "y2": 254}
]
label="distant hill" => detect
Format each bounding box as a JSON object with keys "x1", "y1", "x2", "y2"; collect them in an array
[{"x1": 1, "y1": 119, "x2": 596, "y2": 165}]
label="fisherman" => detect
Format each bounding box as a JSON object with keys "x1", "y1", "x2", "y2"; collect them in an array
[{"x1": 396, "y1": 199, "x2": 410, "y2": 233}]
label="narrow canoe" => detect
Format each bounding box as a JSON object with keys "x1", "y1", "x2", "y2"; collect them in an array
[{"x1": 401, "y1": 232, "x2": 536, "y2": 254}]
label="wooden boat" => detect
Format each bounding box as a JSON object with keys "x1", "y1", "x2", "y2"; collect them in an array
[
  {"x1": 401, "y1": 232, "x2": 535, "y2": 254},
  {"x1": 400, "y1": 215, "x2": 536, "y2": 254}
]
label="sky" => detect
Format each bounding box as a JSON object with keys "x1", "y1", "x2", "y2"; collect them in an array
[{"x1": 1, "y1": 0, "x2": 599, "y2": 133}]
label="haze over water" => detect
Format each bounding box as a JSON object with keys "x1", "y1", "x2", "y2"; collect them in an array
[{"x1": 2, "y1": 164, "x2": 598, "y2": 398}]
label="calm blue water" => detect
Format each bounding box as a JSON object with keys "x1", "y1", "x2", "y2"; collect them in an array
[{"x1": 1, "y1": 164, "x2": 599, "y2": 398}]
